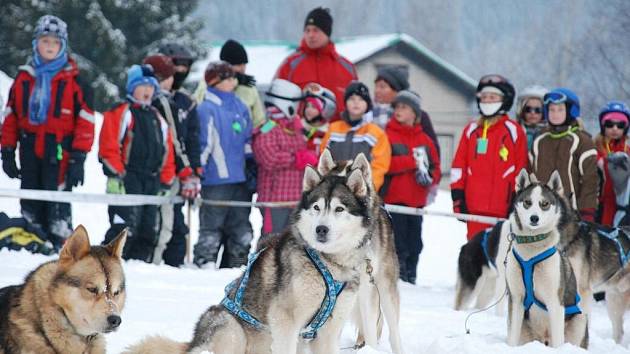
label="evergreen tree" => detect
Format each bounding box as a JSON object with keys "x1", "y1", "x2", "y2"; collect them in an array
[{"x1": 0, "y1": 0, "x2": 205, "y2": 111}]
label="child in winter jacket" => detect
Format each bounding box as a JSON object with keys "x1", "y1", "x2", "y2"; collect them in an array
[
  {"x1": 384, "y1": 90, "x2": 440, "y2": 284},
  {"x1": 320, "y1": 81, "x2": 391, "y2": 191},
  {"x1": 143, "y1": 54, "x2": 201, "y2": 266},
  {"x1": 516, "y1": 85, "x2": 548, "y2": 151},
  {"x1": 99, "y1": 64, "x2": 176, "y2": 263},
  {"x1": 594, "y1": 101, "x2": 630, "y2": 226},
  {"x1": 194, "y1": 61, "x2": 254, "y2": 268},
  {"x1": 301, "y1": 83, "x2": 336, "y2": 155},
  {"x1": 157, "y1": 42, "x2": 203, "y2": 267},
  {"x1": 530, "y1": 88, "x2": 599, "y2": 221},
  {"x1": 451, "y1": 75, "x2": 528, "y2": 240},
  {"x1": 1, "y1": 15, "x2": 94, "y2": 250},
  {"x1": 253, "y1": 79, "x2": 317, "y2": 236}
]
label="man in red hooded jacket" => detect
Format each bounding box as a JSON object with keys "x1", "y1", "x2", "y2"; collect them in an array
[{"x1": 275, "y1": 7, "x2": 357, "y2": 121}]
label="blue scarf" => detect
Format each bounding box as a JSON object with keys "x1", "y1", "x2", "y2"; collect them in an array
[{"x1": 28, "y1": 41, "x2": 68, "y2": 125}]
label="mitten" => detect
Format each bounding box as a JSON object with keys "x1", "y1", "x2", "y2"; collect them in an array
[
  {"x1": 294, "y1": 149, "x2": 318, "y2": 170},
  {"x1": 66, "y1": 151, "x2": 86, "y2": 187},
  {"x1": 1, "y1": 147, "x2": 20, "y2": 179}
]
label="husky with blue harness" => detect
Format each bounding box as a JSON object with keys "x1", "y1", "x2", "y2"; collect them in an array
[
  {"x1": 506, "y1": 170, "x2": 588, "y2": 348},
  {"x1": 123, "y1": 164, "x2": 375, "y2": 354}
]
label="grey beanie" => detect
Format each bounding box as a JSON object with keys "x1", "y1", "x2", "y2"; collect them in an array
[
  {"x1": 375, "y1": 66, "x2": 409, "y2": 92},
  {"x1": 392, "y1": 90, "x2": 422, "y2": 118}
]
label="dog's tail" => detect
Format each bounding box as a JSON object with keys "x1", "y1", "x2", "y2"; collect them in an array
[{"x1": 121, "y1": 335, "x2": 188, "y2": 354}]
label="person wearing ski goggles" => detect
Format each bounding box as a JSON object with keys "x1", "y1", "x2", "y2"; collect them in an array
[{"x1": 530, "y1": 88, "x2": 599, "y2": 222}]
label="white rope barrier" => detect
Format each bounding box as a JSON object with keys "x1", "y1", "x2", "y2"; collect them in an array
[{"x1": 0, "y1": 188, "x2": 505, "y2": 224}]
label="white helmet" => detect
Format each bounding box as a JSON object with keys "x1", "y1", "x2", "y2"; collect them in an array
[
  {"x1": 516, "y1": 85, "x2": 548, "y2": 117},
  {"x1": 265, "y1": 79, "x2": 303, "y2": 118},
  {"x1": 302, "y1": 83, "x2": 337, "y2": 122}
]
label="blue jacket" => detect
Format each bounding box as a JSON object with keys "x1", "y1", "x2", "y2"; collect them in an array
[{"x1": 198, "y1": 87, "x2": 252, "y2": 186}]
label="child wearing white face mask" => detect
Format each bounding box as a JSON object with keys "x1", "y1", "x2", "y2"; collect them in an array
[{"x1": 450, "y1": 74, "x2": 528, "y2": 240}]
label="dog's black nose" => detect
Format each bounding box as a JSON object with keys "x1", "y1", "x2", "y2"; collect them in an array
[
  {"x1": 530, "y1": 215, "x2": 539, "y2": 224},
  {"x1": 316, "y1": 225, "x2": 329, "y2": 242},
  {"x1": 107, "y1": 315, "x2": 121, "y2": 328}
]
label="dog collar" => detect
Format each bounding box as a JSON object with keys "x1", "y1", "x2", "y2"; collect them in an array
[{"x1": 514, "y1": 233, "x2": 550, "y2": 244}]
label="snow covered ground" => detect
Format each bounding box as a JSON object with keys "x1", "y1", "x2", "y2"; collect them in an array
[{"x1": 0, "y1": 73, "x2": 628, "y2": 353}]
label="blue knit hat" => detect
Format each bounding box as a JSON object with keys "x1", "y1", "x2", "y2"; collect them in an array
[{"x1": 126, "y1": 64, "x2": 159, "y2": 96}]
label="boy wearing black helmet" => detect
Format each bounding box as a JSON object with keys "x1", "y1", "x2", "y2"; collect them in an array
[{"x1": 451, "y1": 74, "x2": 528, "y2": 239}]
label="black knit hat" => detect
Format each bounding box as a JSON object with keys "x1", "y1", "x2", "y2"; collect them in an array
[
  {"x1": 304, "y1": 7, "x2": 333, "y2": 37},
  {"x1": 392, "y1": 90, "x2": 422, "y2": 119},
  {"x1": 375, "y1": 66, "x2": 409, "y2": 92},
  {"x1": 344, "y1": 81, "x2": 373, "y2": 112},
  {"x1": 220, "y1": 39, "x2": 248, "y2": 65}
]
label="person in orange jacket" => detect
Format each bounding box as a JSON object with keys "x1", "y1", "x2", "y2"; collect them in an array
[
  {"x1": 1, "y1": 15, "x2": 94, "y2": 250},
  {"x1": 451, "y1": 75, "x2": 527, "y2": 240},
  {"x1": 99, "y1": 64, "x2": 176, "y2": 262},
  {"x1": 320, "y1": 81, "x2": 391, "y2": 191}
]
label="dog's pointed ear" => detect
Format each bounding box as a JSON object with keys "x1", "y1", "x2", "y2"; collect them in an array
[
  {"x1": 515, "y1": 168, "x2": 531, "y2": 193},
  {"x1": 350, "y1": 153, "x2": 372, "y2": 185},
  {"x1": 303, "y1": 166, "x2": 322, "y2": 192},
  {"x1": 59, "y1": 225, "x2": 91, "y2": 268},
  {"x1": 317, "y1": 149, "x2": 335, "y2": 175},
  {"x1": 529, "y1": 173, "x2": 539, "y2": 184},
  {"x1": 547, "y1": 170, "x2": 564, "y2": 195},
  {"x1": 346, "y1": 168, "x2": 367, "y2": 197},
  {"x1": 105, "y1": 228, "x2": 127, "y2": 259}
]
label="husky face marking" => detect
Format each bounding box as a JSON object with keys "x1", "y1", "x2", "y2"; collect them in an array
[
  {"x1": 297, "y1": 166, "x2": 370, "y2": 255},
  {"x1": 513, "y1": 170, "x2": 565, "y2": 234}
]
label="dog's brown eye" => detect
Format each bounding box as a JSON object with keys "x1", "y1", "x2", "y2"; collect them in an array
[
  {"x1": 335, "y1": 206, "x2": 344, "y2": 213},
  {"x1": 87, "y1": 287, "x2": 98, "y2": 295},
  {"x1": 313, "y1": 205, "x2": 320, "y2": 211},
  {"x1": 523, "y1": 200, "x2": 532, "y2": 208},
  {"x1": 540, "y1": 200, "x2": 550, "y2": 209},
  {"x1": 113, "y1": 289, "x2": 120, "y2": 296}
]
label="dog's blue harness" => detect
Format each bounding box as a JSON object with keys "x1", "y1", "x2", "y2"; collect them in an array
[
  {"x1": 594, "y1": 225, "x2": 630, "y2": 267},
  {"x1": 512, "y1": 247, "x2": 581, "y2": 316},
  {"x1": 220, "y1": 246, "x2": 346, "y2": 339},
  {"x1": 481, "y1": 228, "x2": 496, "y2": 269}
]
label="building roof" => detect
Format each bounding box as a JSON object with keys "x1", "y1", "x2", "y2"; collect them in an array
[{"x1": 189, "y1": 33, "x2": 476, "y2": 89}]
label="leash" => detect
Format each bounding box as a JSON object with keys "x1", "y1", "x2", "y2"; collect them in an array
[{"x1": 464, "y1": 232, "x2": 514, "y2": 335}]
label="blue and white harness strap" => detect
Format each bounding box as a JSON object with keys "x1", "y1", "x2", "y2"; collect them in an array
[
  {"x1": 512, "y1": 247, "x2": 581, "y2": 316},
  {"x1": 594, "y1": 226, "x2": 630, "y2": 267},
  {"x1": 481, "y1": 228, "x2": 496, "y2": 269},
  {"x1": 300, "y1": 247, "x2": 346, "y2": 340},
  {"x1": 221, "y1": 248, "x2": 267, "y2": 330}
]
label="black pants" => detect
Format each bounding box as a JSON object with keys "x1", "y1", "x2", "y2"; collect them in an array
[
  {"x1": 391, "y1": 212, "x2": 423, "y2": 282},
  {"x1": 261, "y1": 207, "x2": 292, "y2": 237},
  {"x1": 103, "y1": 171, "x2": 160, "y2": 263},
  {"x1": 194, "y1": 183, "x2": 253, "y2": 267},
  {"x1": 19, "y1": 134, "x2": 72, "y2": 249}
]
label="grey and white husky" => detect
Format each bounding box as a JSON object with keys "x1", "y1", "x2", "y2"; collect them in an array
[
  {"x1": 506, "y1": 170, "x2": 588, "y2": 348},
  {"x1": 124, "y1": 159, "x2": 376, "y2": 354},
  {"x1": 317, "y1": 150, "x2": 404, "y2": 354}
]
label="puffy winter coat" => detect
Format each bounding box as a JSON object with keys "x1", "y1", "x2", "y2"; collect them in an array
[
  {"x1": 275, "y1": 40, "x2": 357, "y2": 121},
  {"x1": 320, "y1": 113, "x2": 391, "y2": 191},
  {"x1": 451, "y1": 115, "x2": 528, "y2": 218},
  {"x1": 197, "y1": 87, "x2": 252, "y2": 186},
  {"x1": 99, "y1": 102, "x2": 176, "y2": 185},
  {"x1": 594, "y1": 135, "x2": 629, "y2": 225},
  {"x1": 530, "y1": 124, "x2": 599, "y2": 215},
  {"x1": 1, "y1": 58, "x2": 94, "y2": 180},
  {"x1": 384, "y1": 118, "x2": 440, "y2": 207}
]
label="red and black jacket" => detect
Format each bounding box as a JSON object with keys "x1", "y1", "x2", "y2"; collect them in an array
[{"x1": 1, "y1": 58, "x2": 94, "y2": 160}]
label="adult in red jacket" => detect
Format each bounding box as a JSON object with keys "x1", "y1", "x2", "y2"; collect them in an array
[
  {"x1": 1, "y1": 15, "x2": 94, "y2": 249},
  {"x1": 384, "y1": 90, "x2": 440, "y2": 284},
  {"x1": 451, "y1": 75, "x2": 527, "y2": 240},
  {"x1": 274, "y1": 7, "x2": 357, "y2": 121}
]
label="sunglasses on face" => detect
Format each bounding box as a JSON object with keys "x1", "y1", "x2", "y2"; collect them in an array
[
  {"x1": 523, "y1": 106, "x2": 543, "y2": 114},
  {"x1": 603, "y1": 121, "x2": 627, "y2": 130}
]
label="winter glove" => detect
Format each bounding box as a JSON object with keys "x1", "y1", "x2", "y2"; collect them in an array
[
  {"x1": 106, "y1": 176, "x2": 125, "y2": 194},
  {"x1": 180, "y1": 175, "x2": 201, "y2": 200},
  {"x1": 235, "y1": 72, "x2": 256, "y2": 87},
  {"x1": 579, "y1": 208, "x2": 596, "y2": 223},
  {"x1": 158, "y1": 184, "x2": 172, "y2": 197},
  {"x1": 451, "y1": 189, "x2": 468, "y2": 222},
  {"x1": 413, "y1": 146, "x2": 433, "y2": 186},
  {"x1": 294, "y1": 149, "x2": 318, "y2": 170},
  {"x1": 65, "y1": 151, "x2": 86, "y2": 187},
  {"x1": 1, "y1": 147, "x2": 20, "y2": 179}
]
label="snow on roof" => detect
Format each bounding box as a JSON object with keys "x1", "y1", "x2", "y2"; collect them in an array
[{"x1": 188, "y1": 33, "x2": 476, "y2": 88}]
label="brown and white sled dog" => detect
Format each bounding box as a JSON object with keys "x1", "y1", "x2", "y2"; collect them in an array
[
  {"x1": 506, "y1": 170, "x2": 588, "y2": 348},
  {"x1": 0, "y1": 225, "x2": 127, "y2": 354},
  {"x1": 124, "y1": 160, "x2": 376, "y2": 354},
  {"x1": 317, "y1": 149, "x2": 404, "y2": 354}
]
